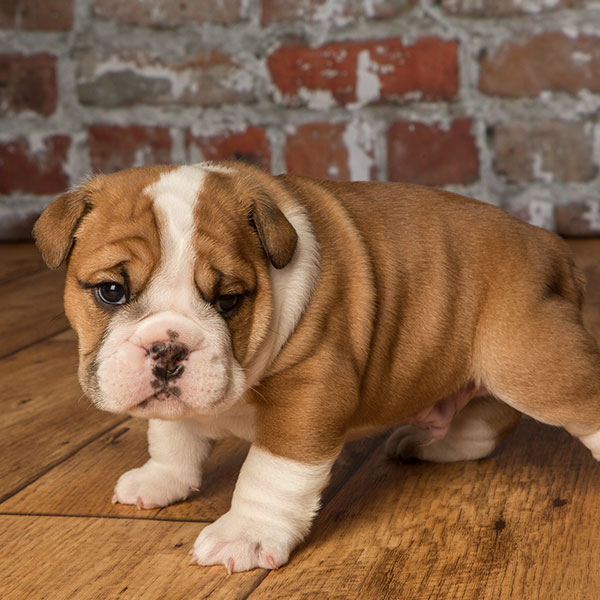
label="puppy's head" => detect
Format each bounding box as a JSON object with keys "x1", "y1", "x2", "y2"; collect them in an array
[{"x1": 33, "y1": 164, "x2": 300, "y2": 419}]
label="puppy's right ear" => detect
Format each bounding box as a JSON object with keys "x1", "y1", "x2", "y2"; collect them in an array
[{"x1": 33, "y1": 185, "x2": 92, "y2": 269}]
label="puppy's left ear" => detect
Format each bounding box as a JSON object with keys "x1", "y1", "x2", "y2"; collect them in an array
[
  {"x1": 33, "y1": 185, "x2": 92, "y2": 269},
  {"x1": 251, "y1": 192, "x2": 298, "y2": 269}
]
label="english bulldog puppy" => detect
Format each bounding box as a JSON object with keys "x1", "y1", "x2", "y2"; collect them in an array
[{"x1": 34, "y1": 162, "x2": 600, "y2": 572}]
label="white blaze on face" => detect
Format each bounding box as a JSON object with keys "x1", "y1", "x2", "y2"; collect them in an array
[
  {"x1": 147, "y1": 165, "x2": 204, "y2": 314},
  {"x1": 94, "y1": 165, "x2": 246, "y2": 419}
]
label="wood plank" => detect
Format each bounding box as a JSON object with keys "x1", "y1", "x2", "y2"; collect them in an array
[
  {"x1": 0, "y1": 515, "x2": 267, "y2": 600},
  {"x1": 0, "y1": 266, "x2": 68, "y2": 358},
  {"x1": 250, "y1": 419, "x2": 600, "y2": 599},
  {"x1": 1, "y1": 419, "x2": 248, "y2": 521},
  {"x1": 2, "y1": 412, "x2": 383, "y2": 523},
  {"x1": 0, "y1": 330, "x2": 124, "y2": 501},
  {"x1": 567, "y1": 239, "x2": 600, "y2": 340},
  {"x1": 0, "y1": 242, "x2": 46, "y2": 283}
]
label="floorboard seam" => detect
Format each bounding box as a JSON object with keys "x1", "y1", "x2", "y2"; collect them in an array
[
  {"x1": 0, "y1": 325, "x2": 71, "y2": 361},
  {"x1": 0, "y1": 266, "x2": 47, "y2": 288},
  {"x1": 238, "y1": 572, "x2": 271, "y2": 599},
  {"x1": 0, "y1": 511, "x2": 214, "y2": 524},
  {"x1": 0, "y1": 417, "x2": 131, "y2": 503}
]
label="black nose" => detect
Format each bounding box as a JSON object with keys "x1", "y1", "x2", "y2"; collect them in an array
[{"x1": 150, "y1": 342, "x2": 189, "y2": 382}]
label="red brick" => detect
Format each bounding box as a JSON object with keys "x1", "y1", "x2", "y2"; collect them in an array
[
  {"x1": 285, "y1": 123, "x2": 350, "y2": 180},
  {"x1": 186, "y1": 127, "x2": 271, "y2": 171},
  {"x1": 480, "y1": 33, "x2": 600, "y2": 97},
  {"x1": 0, "y1": 0, "x2": 73, "y2": 30},
  {"x1": 0, "y1": 135, "x2": 70, "y2": 194},
  {"x1": 0, "y1": 53, "x2": 57, "y2": 116},
  {"x1": 269, "y1": 44, "x2": 355, "y2": 106},
  {"x1": 88, "y1": 125, "x2": 172, "y2": 174},
  {"x1": 76, "y1": 48, "x2": 254, "y2": 107},
  {"x1": 387, "y1": 119, "x2": 479, "y2": 186},
  {"x1": 493, "y1": 121, "x2": 596, "y2": 183},
  {"x1": 262, "y1": 0, "x2": 416, "y2": 24},
  {"x1": 372, "y1": 38, "x2": 459, "y2": 102},
  {"x1": 93, "y1": 0, "x2": 242, "y2": 27},
  {"x1": 268, "y1": 37, "x2": 458, "y2": 106},
  {"x1": 441, "y1": 0, "x2": 586, "y2": 17}
]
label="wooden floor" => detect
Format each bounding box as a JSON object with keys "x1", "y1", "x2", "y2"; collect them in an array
[{"x1": 1, "y1": 239, "x2": 600, "y2": 600}]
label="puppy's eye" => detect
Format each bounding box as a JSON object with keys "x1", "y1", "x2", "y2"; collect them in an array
[
  {"x1": 215, "y1": 294, "x2": 243, "y2": 316},
  {"x1": 95, "y1": 282, "x2": 128, "y2": 306}
]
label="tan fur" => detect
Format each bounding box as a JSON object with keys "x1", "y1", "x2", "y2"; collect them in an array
[
  {"x1": 34, "y1": 166, "x2": 174, "y2": 388},
  {"x1": 35, "y1": 162, "x2": 600, "y2": 466}
]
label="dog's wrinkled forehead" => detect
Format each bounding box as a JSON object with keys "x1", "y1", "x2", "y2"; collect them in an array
[
  {"x1": 78, "y1": 164, "x2": 222, "y2": 250},
  {"x1": 68, "y1": 164, "x2": 252, "y2": 295}
]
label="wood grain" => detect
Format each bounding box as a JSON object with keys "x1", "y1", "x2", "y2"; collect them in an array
[
  {"x1": 0, "y1": 242, "x2": 46, "y2": 283},
  {"x1": 250, "y1": 419, "x2": 600, "y2": 599},
  {"x1": 0, "y1": 267, "x2": 68, "y2": 358},
  {"x1": 2, "y1": 416, "x2": 383, "y2": 523},
  {"x1": 1, "y1": 419, "x2": 249, "y2": 521},
  {"x1": 0, "y1": 515, "x2": 267, "y2": 600},
  {"x1": 0, "y1": 330, "x2": 124, "y2": 500}
]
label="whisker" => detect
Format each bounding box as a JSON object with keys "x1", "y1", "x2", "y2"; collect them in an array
[{"x1": 247, "y1": 384, "x2": 267, "y2": 404}]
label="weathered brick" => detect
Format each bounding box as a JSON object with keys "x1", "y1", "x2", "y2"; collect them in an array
[
  {"x1": 387, "y1": 119, "x2": 479, "y2": 186},
  {"x1": 0, "y1": 135, "x2": 70, "y2": 194},
  {"x1": 0, "y1": 53, "x2": 57, "y2": 116},
  {"x1": 269, "y1": 44, "x2": 355, "y2": 106},
  {"x1": 284, "y1": 121, "x2": 376, "y2": 180},
  {"x1": 493, "y1": 121, "x2": 596, "y2": 183},
  {"x1": 88, "y1": 125, "x2": 172, "y2": 174},
  {"x1": 502, "y1": 191, "x2": 557, "y2": 231},
  {"x1": 556, "y1": 201, "x2": 600, "y2": 236},
  {"x1": 78, "y1": 71, "x2": 171, "y2": 108},
  {"x1": 0, "y1": 0, "x2": 73, "y2": 30},
  {"x1": 285, "y1": 123, "x2": 350, "y2": 180},
  {"x1": 93, "y1": 0, "x2": 242, "y2": 27},
  {"x1": 262, "y1": 0, "x2": 416, "y2": 24},
  {"x1": 441, "y1": 0, "x2": 586, "y2": 17},
  {"x1": 76, "y1": 48, "x2": 254, "y2": 107},
  {"x1": 268, "y1": 37, "x2": 458, "y2": 106},
  {"x1": 480, "y1": 33, "x2": 600, "y2": 97},
  {"x1": 186, "y1": 127, "x2": 271, "y2": 171},
  {"x1": 373, "y1": 39, "x2": 459, "y2": 102}
]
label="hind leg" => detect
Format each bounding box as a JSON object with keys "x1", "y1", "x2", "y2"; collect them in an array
[
  {"x1": 386, "y1": 396, "x2": 521, "y2": 462},
  {"x1": 477, "y1": 298, "x2": 600, "y2": 459}
]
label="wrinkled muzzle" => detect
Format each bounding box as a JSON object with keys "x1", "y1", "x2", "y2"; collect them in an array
[{"x1": 93, "y1": 310, "x2": 246, "y2": 419}]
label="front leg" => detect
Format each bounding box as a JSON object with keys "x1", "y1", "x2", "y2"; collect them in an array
[
  {"x1": 113, "y1": 418, "x2": 214, "y2": 509},
  {"x1": 191, "y1": 444, "x2": 334, "y2": 572}
]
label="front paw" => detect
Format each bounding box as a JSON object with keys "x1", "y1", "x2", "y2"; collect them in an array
[
  {"x1": 113, "y1": 460, "x2": 199, "y2": 509},
  {"x1": 190, "y1": 511, "x2": 293, "y2": 572}
]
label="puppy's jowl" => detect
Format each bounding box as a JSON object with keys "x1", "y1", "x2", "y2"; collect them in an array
[{"x1": 34, "y1": 162, "x2": 600, "y2": 572}]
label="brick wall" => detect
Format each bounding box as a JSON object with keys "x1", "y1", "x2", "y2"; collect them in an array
[{"x1": 1, "y1": 0, "x2": 600, "y2": 239}]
